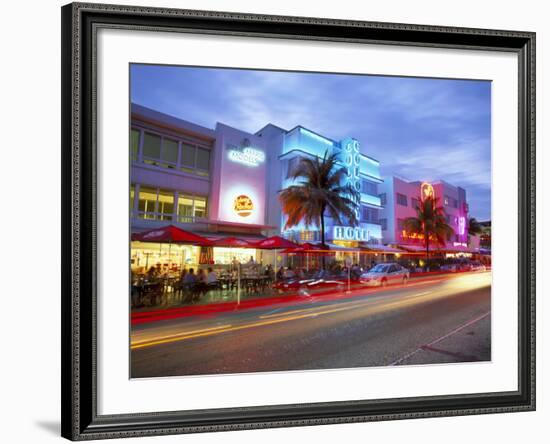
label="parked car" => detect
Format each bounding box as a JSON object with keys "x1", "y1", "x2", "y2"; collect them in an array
[
  {"x1": 469, "y1": 261, "x2": 487, "y2": 272},
  {"x1": 441, "y1": 259, "x2": 471, "y2": 273},
  {"x1": 273, "y1": 270, "x2": 346, "y2": 296},
  {"x1": 360, "y1": 263, "x2": 410, "y2": 287}
]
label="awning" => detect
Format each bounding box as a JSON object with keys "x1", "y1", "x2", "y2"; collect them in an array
[
  {"x1": 397, "y1": 244, "x2": 426, "y2": 253},
  {"x1": 254, "y1": 236, "x2": 298, "y2": 250},
  {"x1": 208, "y1": 237, "x2": 256, "y2": 248},
  {"x1": 131, "y1": 225, "x2": 212, "y2": 245},
  {"x1": 361, "y1": 244, "x2": 403, "y2": 253}
]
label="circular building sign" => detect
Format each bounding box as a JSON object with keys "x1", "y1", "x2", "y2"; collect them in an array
[{"x1": 233, "y1": 195, "x2": 254, "y2": 217}]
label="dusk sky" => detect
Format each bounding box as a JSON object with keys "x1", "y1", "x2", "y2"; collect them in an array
[{"x1": 131, "y1": 64, "x2": 491, "y2": 220}]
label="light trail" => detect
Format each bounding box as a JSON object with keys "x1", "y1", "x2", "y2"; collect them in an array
[{"x1": 132, "y1": 272, "x2": 491, "y2": 350}]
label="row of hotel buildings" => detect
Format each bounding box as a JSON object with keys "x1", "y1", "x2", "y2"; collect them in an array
[{"x1": 130, "y1": 104, "x2": 480, "y2": 268}]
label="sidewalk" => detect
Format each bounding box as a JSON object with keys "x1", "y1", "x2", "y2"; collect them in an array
[{"x1": 393, "y1": 312, "x2": 491, "y2": 365}]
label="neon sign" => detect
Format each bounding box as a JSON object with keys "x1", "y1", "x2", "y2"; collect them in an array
[
  {"x1": 458, "y1": 216, "x2": 466, "y2": 235},
  {"x1": 421, "y1": 182, "x2": 434, "y2": 202},
  {"x1": 333, "y1": 226, "x2": 370, "y2": 241},
  {"x1": 233, "y1": 195, "x2": 254, "y2": 217},
  {"x1": 343, "y1": 138, "x2": 361, "y2": 220},
  {"x1": 401, "y1": 230, "x2": 437, "y2": 242},
  {"x1": 228, "y1": 147, "x2": 265, "y2": 167}
]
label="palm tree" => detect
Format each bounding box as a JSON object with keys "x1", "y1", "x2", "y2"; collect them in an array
[
  {"x1": 403, "y1": 196, "x2": 454, "y2": 271},
  {"x1": 467, "y1": 217, "x2": 483, "y2": 245},
  {"x1": 279, "y1": 150, "x2": 359, "y2": 265}
]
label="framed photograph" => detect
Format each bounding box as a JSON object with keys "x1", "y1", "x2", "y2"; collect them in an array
[{"x1": 61, "y1": 2, "x2": 536, "y2": 440}]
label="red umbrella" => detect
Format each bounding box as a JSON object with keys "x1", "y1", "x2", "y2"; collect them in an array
[
  {"x1": 281, "y1": 242, "x2": 321, "y2": 254},
  {"x1": 210, "y1": 237, "x2": 254, "y2": 248},
  {"x1": 253, "y1": 236, "x2": 298, "y2": 250},
  {"x1": 131, "y1": 225, "x2": 212, "y2": 245}
]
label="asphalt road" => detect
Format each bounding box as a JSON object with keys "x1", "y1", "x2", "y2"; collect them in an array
[{"x1": 131, "y1": 271, "x2": 491, "y2": 378}]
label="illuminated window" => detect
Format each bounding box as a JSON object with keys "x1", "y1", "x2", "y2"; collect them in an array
[
  {"x1": 130, "y1": 184, "x2": 135, "y2": 216},
  {"x1": 396, "y1": 193, "x2": 408, "y2": 206},
  {"x1": 181, "y1": 144, "x2": 211, "y2": 177},
  {"x1": 157, "y1": 190, "x2": 174, "y2": 221},
  {"x1": 137, "y1": 186, "x2": 159, "y2": 220},
  {"x1": 130, "y1": 129, "x2": 140, "y2": 161},
  {"x1": 177, "y1": 194, "x2": 208, "y2": 223},
  {"x1": 194, "y1": 197, "x2": 207, "y2": 218},
  {"x1": 300, "y1": 230, "x2": 315, "y2": 241},
  {"x1": 177, "y1": 195, "x2": 194, "y2": 223}
]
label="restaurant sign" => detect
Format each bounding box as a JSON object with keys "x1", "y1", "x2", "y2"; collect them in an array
[
  {"x1": 333, "y1": 226, "x2": 370, "y2": 241},
  {"x1": 228, "y1": 147, "x2": 265, "y2": 167},
  {"x1": 233, "y1": 194, "x2": 254, "y2": 217}
]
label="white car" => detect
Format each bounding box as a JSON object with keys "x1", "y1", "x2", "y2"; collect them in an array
[{"x1": 360, "y1": 263, "x2": 410, "y2": 287}]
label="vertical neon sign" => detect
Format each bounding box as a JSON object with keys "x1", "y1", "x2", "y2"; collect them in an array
[{"x1": 343, "y1": 138, "x2": 361, "y2": 221}]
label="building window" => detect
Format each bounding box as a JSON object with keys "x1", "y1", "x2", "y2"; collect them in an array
[
  {"x1": 157, "y1": 190, "x2": 175, "y2": 221},
  {"x1": 287, "y1": 156, "x2": 303, "y2": 179},
  {"x1": 130, "y1": 129, "x2": 140, "y2": 161},
  {"x1": 361, "y1": 180, "x2": 377, "y2": 195},
  {"x1": 137, "y1": 186, "x2": 160, "y2": 220},
  {"x1": 380, "y1": 218, "x2": 387, "y2": 231},
  {"x1": 142, "y1": 132, "x2": 161, "y2": 164},
  {"x1": 161, "y1": 138, "x2": 178, "y2": 169},
  {"x1": 196, "y1": 148, "x2": 210, "y2": 172},
  {"x1": 130, "y1": 184, "x2": 135, "y2": 216},
  {"x1": 379, "y1": 193, "x2": 387, "y2": 206},
  {"x1": 134, "y1": 128, "x2": 211, "y2": 177},
  {"x1": 361, "y1": 206, "x2": 379, "y2": 223},
  {"x1": 300, "y1": 230, "x2": 316, "y2": 241},
  {"x1": 411, "y1": 198, "x2": 420, "y2": 210},
  {"x1": 396, "y1": 193, "x2": 408, "y2": 206},
  {"x1": 177, "y1": 194, "x2": 208, "y2": 223}
]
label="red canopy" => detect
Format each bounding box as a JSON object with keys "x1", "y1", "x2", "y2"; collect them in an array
[
  {"x1": 282, "y1": 242, "x2": 329, "y2": 254},
  {"x1": 210, "y1": 237, "x2": 255, "y2": 248},
  {"x1": 253, "y1": 236, "x2": 298, "y2": 250},
  {"x1": 131, "y1": 225, "x2": 212, "y2": 245}
]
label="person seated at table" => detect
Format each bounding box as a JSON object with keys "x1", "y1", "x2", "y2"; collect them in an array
[
  {"x1": 284, "y1": 266, "x2": 295, "y2": 279},
  {"x1": 247, "y1": 255, "x2": 255, "y2": 265},
  {"x1": 265, "y1": 264, "x2": 274, "y2": 280},
  {"x1": 206, "y1": 267, "x2": 218, "y2": 285},
  {"x1": 276, "y1": 266, "x2": 284, "y2": 280},
  {"x1": 145, "y1": 266, "x2": 158, "y2": 281},
  {"x1": 296, "y1": 268, "x2": 306, "y2": 280},
  {"x1": 183, "y1": 268, "x2": 197, "y2": 288}
]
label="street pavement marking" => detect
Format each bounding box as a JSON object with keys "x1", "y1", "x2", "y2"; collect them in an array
[
  {"x1": 389, "y1": 311, "x2": 491, "y2": 366},
  {"x1": 131, "y1": 324, "x2": 232, "y2": 347}
]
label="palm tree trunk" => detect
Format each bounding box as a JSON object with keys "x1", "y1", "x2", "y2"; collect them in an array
[
  {"x1": 320, "y1": 209, "x2": 326, "y2": 270},
  {"x1": 425, "y1": 233, "x2": 430, "y2": 272}
]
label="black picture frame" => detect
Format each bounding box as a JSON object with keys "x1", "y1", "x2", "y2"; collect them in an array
[{"x1": 61, "y1": 2, "x2": 536, "y2": 440}]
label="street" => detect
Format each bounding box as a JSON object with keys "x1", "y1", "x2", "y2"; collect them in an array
[{"x1": 131, "y1": 271, "x2": 491, "y2": 378}]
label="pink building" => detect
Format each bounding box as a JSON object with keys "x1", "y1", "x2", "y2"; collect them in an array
[{"x1": 378, "y1": 176, "x2": 472, "y2": 251}]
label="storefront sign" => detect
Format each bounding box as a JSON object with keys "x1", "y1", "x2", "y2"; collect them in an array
[
  {"x1": 228, "y1": 147, "x2": 265, "y2": 167},
  {"x1": 453, "y1": 241, "x2": 467, "y2": 247},
  {"x1": 333, "y1": 226, "x2": 370, "y2": 241},
  {"x1": 233, "y1": 194, "x2": 254, "y2": 217}
]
